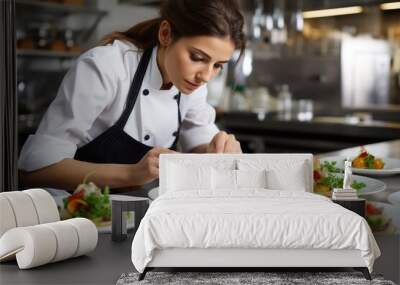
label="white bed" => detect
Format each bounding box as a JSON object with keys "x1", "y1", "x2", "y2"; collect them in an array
[{"x1": 131, "y1": 154, "x2": 380, "y2": 281}]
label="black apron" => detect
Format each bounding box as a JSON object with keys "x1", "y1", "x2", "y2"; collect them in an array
[{"x1": 74, "y1": 48, "x2": 181, "y2": 165}]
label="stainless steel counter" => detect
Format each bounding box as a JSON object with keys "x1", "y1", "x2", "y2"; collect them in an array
[{"x1": 218, "y1": 112, "x2": 400, "y2": 153}]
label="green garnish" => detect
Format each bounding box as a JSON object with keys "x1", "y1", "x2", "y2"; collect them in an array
[
  {"x1": 364, "y1": 154, "x2": 375, "y2": 169},
  {"x1": 83, "y1": 191, "x2": 111, "y2": 220},
  {"x1": 320, "y1": 174, "x2": 343, "y2": 188},
  {"x1": 367, "y1": 217, "x2": 384, "y2": 228},
  {"x1": 351, "y1": 180, "x2": 366, "y2": 190},
  {"x1": 321, "y1": 161, "x2": 342, "y2": 173},
  {"x1": 319, "y1": 173, "x2": 365, "y2": 192}
]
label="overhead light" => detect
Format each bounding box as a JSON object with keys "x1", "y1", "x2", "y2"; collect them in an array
[
  {"x1": 380, "y1": 2, "x2": 400, "y2": 10},
  {"x1": 303, "y1": 6, "x2": 363, "y2": 19}
]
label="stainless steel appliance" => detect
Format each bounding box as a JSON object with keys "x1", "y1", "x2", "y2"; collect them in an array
[{"x1": 341, "y1": 37, "x2": 391, "y2": 107}]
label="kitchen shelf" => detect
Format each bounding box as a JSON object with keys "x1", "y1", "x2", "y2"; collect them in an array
[
  {"x1": 16, "y1": 0, "x2": 107, "y2": 16},
  {"x1": 16, "y1": 0, "x2": 108, "y2": 42},
  {"x1": 17, "y1": 49, "x2": 81, "y2": 58}
]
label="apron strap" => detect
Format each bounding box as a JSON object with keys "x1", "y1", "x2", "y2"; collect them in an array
[
  {"x1": 115, "y1": 48, "x2": 153, "y2": 130},
  {"x1": 171, "y1": 92, "x2": 182, "y2": 148},
  {"x1": 177, "y1": 92, "x2": 182, "y2": 126}
]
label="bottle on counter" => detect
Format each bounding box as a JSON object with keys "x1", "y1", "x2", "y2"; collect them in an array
[
  {"x1": 297, "y1": 99, "x2": 314, "y2": 121},
  {"x1": 277, "y1": 84, "x2": 292, "y2": 120}
]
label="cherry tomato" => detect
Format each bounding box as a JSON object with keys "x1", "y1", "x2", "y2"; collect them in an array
[
  {"x1": 313, "y1": 170, "x2": 321, "y2": 181},
  {"x1": 68, "y1": 190, "x2": 84, "y2": 202},
  {"x1": 366, "y1": 203, "x2": 381, "y2": 215}
]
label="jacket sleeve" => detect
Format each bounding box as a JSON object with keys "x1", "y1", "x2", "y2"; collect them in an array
[{"x1": 179, "y1": 87, "x2": 219, "y2": 152}]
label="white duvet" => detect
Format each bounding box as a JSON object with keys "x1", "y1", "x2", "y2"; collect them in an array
[{"x1": 131, "y1": 190, "x2": 380, "y2": 273}]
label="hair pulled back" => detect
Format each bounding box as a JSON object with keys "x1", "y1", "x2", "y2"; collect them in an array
[{"x1": 100, "y1": 0, "x2": 245, "y2": 56}]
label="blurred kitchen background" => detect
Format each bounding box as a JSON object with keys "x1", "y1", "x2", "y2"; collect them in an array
[{"x1": 16, "y1": 0, "x2": 400, "y2": 153}]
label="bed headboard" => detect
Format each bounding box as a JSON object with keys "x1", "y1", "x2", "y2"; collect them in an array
[{"x1": 159, "y1": 153, "x2": 313, "y2": 195}]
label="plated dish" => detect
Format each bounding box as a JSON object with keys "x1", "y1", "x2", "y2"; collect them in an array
[
  {"x1": 313, "y1": 160, "x2": 386, "y2": 197},
  {"x1": 54, "y1": 179, "x2": 134, "y2": 233},
  {"x1": 59, "y1": 181, "x2": 111, "y2": 226},
  {"x1": 366, "y1": 201, "x2": 400, "y2": 234},
  {"x1": 314, "y1": 173, "x2": 386, "y2": 197},
  {"x1": 319, "y1": 156, "x2": 400, "y2": 176},
  {"x1": 352, "y1": 147, "x2": 384, "y2": 170}
]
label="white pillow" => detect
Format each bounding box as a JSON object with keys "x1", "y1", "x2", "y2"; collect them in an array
[
  {"x1": 212, "y1": 169, "x2": 237, "y2": 190},
  {"x1": 238, "y1": 159, "x2": 308, "y2": 192},
  {"x1": 266, "y1": 163, "x2": 307, "y2": 191},
  {"x1": 236, "y1": 169, "x2": 267, "y2": 189},
  {"x1": 167, "y1": 163, "x2": 212, "y2": 192}
]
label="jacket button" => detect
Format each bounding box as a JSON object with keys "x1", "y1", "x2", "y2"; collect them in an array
[
  {"x1": 144, "y1": 134, "x2": 150, "y2": 140},
  {"x1": 142, "y1": 89, "x2": 149, "y2": 96},
  {"x1": 172, "y1": 131, "x2": 178, "y2": 137}
]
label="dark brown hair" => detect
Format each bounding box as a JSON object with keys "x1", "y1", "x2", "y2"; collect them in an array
[{"x1": 100, "y1": 0, "x2": 245, "y2": 57}]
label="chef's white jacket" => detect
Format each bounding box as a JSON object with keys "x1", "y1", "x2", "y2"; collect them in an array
[{"x1": 19, "y1": 40, "x2": 219, "y2": 171}]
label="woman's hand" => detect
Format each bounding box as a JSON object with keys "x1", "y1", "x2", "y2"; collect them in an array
[
  {"x1": 131, "y1": 147, "x2": 176, "y2": 185},
  {"x1": 206, "y1": 131, "x2": 242, "y2": 153}
]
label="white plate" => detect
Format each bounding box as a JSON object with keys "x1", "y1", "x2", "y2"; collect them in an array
[
  {"x1": 329, "y1": 173, "x2": 386, "y2": 195},
  {"x1": 320, "y1": 156, "x2": 400, "y2": 176},
  {"x1": 388, "y1": 191, "x2": 400, "y2": 207},
  {"x1": 148, "y1": 187, "x2": 159, "y2": 200}
]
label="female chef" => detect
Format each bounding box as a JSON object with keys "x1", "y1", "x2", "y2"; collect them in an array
[{"x1": 18, "y1": 0, "x2": 245, "y2": 192}]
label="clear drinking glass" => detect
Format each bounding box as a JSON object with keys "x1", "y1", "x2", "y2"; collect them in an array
[{"x1": 297, "y1": 99, "x2": 314, "y2": 121}]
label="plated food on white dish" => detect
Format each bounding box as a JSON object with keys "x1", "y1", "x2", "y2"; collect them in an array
[
  {"x1": 366, "y1": 201, "x2": 400, "y2": 234},
  {"x1": 53, "y1": 182, "x2": 134, "y2": 233},
  {"x1": 319, "y1": 156, "x2": 400, "y2": 176},
  {"x1": 313, "y1": 160, "x2": 386, "y2": 197}
]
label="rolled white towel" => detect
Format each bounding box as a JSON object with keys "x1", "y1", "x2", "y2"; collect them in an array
[
  {"x1": 0, "y1": 218, "x2": 98, "y2": 269},
  {"x1": 23, "y1": 189, "x2": 60, "y2": 224},
  {"x1": 0, "y1": 196, "x2": 17, "y2": 237},
  {"x1": 42, "y1": 221, "x2": 79, "y2": 263},
  {"x1": 0, "y1": 225, "x2": 57, "y2": 269},
  {"x1": 65, "y1": 218, "x2": 98, "y2": 257},
  {"x1": 0, "y1": 191, "x2": 39, "y2": 227}
]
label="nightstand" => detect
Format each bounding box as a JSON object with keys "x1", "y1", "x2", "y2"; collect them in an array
[
  {"x1": 111, "y1": 195, "x2": 149, "y2": 242},
  {"x1": 332, "y1": 198, "x2": 365, "y2": 218}
]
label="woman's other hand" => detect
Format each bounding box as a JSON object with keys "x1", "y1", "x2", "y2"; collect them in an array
[
  {"x1": 131, "y1": 147, "x2": 177, "y2": 185},
  {"x1": 206, "y1": 131, "x2": 242, "y2": 153}
]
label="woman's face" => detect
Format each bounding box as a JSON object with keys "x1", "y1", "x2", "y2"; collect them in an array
[{"x1": 161, "y1": 34, "x2": 235, "y2": 94}]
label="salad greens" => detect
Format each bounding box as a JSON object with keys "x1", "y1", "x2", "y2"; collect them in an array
[
  {"x1": 62, "y1": 176, "x2": 111, "y2": 225},
  {"x1": 314, "y1": 159, "x2": 366, "y2": 194},
  {"x1": 321, "y1": 161, "x2": 342, "y2": 173},
  {"x1": 319, "y1": 173, "x2": 366, "y2": 191},
  {"x1": 364, "y1": 154, "x2": 375, "y2": 169}
]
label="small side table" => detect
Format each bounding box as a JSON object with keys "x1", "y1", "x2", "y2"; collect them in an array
[
  {"x1": 332, "y1": 198, "x2": 365, "y2": 218},
  {"x1": 111, "y1": 195, "x2": 149, "y2": 242}
]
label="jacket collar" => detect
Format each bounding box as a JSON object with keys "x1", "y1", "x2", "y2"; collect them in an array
[{"x1": 146, "y1": 46, "x2": 178, "y2": 94}]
